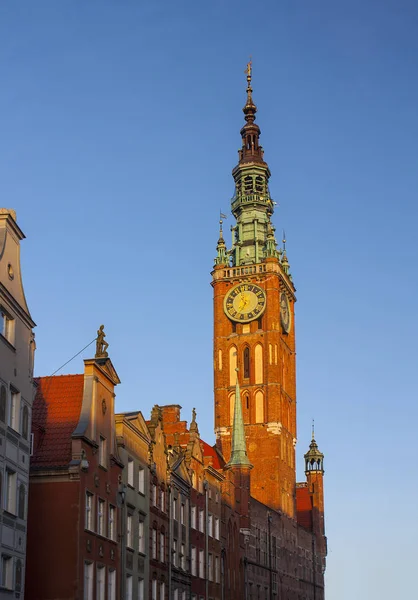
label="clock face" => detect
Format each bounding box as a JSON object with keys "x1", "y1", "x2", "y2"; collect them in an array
[
  {"x1": 280, "y1": 291, "x2": 291, "y2": 332},
  {"x1": 224, "y1": 283, "x2": 267, "y2": 323}
]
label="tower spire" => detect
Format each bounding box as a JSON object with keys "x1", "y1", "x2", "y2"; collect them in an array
[
  {"x1": 226, "y1": 368, "x2": 252, "y2": 468},
  {"x1": 239, "y1": 60, "x2": 264, "y2": 165}
]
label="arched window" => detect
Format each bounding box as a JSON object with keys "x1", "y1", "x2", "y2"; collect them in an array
[
  {"x1": 255, "y1": 176, "x2": 263, "y2": 193},
  {"x1": 229, "y1": 393, "x2": 235, "y2": 426},
  {"x1": 243, "y1": 347, "x2": 250, "y2": 379},
  {"x1": 18, "y1": 483, "x2": 25, "y2": 519},
  {"x1": 0, "y1": 385, "x2": 6, "y2": 423},
  {"x1": 229, "y1": 347, "x2": 237, "y2": 386},
  {"x1": 22, "y1": 405, "x2": 29, "y2": 440},
  {"x1": 255, "y1": 344, "x2": 263, "y2": 384},
  {"x1": 255, "y1": 391, "x2": 264, "y2": 423}
]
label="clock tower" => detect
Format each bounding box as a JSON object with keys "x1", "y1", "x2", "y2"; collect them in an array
[{"x1": 212, "y1": 64, "x2": 297, "y2": 516}]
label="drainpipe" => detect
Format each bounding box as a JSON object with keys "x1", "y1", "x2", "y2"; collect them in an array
[
  {"x1": 204, "y1": 480, "x2": 209, "y2": 600},
  {"x1": 267, "y1": 513, "x2": 272, "y2": 600},
  {"x1": 312, "y1": 536, "x2": 316, "y2": 600},
  {"x1": 168, "y1": 483, "x2": 172, "y2": 600},
  {"x1": 118, "y1": 483, "x2": 126, "y2": 600}
]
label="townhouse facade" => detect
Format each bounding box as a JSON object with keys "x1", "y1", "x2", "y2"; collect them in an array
[{"x1": 0, "y1": 209, "x2": 36, "y2": 599}]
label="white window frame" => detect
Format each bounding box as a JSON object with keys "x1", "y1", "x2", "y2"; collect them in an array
[
  {"x1": 9, "y1": 387, "x2": 20, "y2": 432},
  {"x1": 127, "y1": 458, "x2": 134, "y2": 487},
  {"x1": 191, "y1": 546, "x2": 197, "y2": 576},
  {"x1": 199, "y1": 548, "x2": 205, "y2": 578},
  {"x1": 159, "y1": 531, "x2": 165, "y2": 563},
  {"x1": 208, "y1": 514, "x2": 213, "y2": 537},
  {"x1": 138, "y1": 520, "x2": 145, "y2": 554},
  {"x1": 108, "y1": 504, "x2": 116, "y2": 540},
  {"x1": 127, "y1": 514, "x2": 133, "y2": 548},
  {"x1": 138, "y1": 467, "x2": 145, "y2": 494},
  {"x1": 198, "y1": 509, "x2": 204, "y2": 533},
  {"x1": 83, "y1": 561, "x2": 93, "y2": 600},
  {"x1": 214, "y1": 517, "x2": 220, "y2": 540},
  {"x1": 0, "y1": 308, "x2": 14, "y2": 346},
  {"x1": 108, "y1": 569, "x2": 116, "y2": 600},
  {"x1": 85, "y1": 491, "x2": 94, "y2": 531},
  {"x1": 96, "y1": 564, "x2": 105, "y2": 600},
  {"x1": 97, "y1": 498, "x2": 105, "y2": 536}
]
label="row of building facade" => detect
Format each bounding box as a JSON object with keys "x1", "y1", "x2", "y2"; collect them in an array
[{"x1": 0, "y1": 65, "x2": 327, "y2": 600}]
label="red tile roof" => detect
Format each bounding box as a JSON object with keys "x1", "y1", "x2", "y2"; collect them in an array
[
  {"x1": 31, "y1": 374, "x2": 84, "y2": 469},
  {"x1": 296, "y1": 485, "x2": 313, "y2": 531},
  {"x1": 201, "y1": 440, "x2": 224, "y2": 470}
]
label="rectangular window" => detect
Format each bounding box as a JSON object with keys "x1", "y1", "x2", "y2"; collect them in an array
[
  {"x1": 83, "y1": 561, "x2": 93, "y2": 600},
  {"x1": 214, "y1": 517, "x2": 220, "y2": 540},
  {"x1": 108, "y1": 504, "x2": 115, "y2": 540},
  {"x1": 9, "y1": 388, "x2": 20, "y2": 431},
  {"x1": 199, "y1": 549, "x2": 204, "y2": 579},
  {"x1": 97, "y1": 499, "x2": 105, "y2": 536},
  {"x1": 181, "y1": 543, "x2": 185, "y2": 570},
  {"x1": 0, "y1": 308, "x2": 14, "y2": 345},
  {"x1": 160, "y1": 488, "x2": 165, "y2": 512},
  {"x1": 138, "y1": 520, "x2": 145, "y2": 554},
  {"x1": 172, "y1": 539, "x2": 177, "y2": 567},
  {"x1": 180, "y1": 503, "x2": 185, "y2": 525},
  {"x1": 85, "y1": 492, "x2": 93, "y2": 530},
  {"x1": 191, "y1": 505, "x2": 196, "y2": 529},
  {"x1": 198, "y1": 509, "x2": 204, "y2": 533},
  {"x1": 138, "y1": 578, "x2": 144, "y2": 600},
  {"x1": 215, "y1": 555, "x2": 220, "y2": 583},
  {"x1": 126, "y1": 574, "x2": 133, "y2": 600},
  {"x1": 159, "y1": 582, "x2": 165, "y2": 600},
  {"x1": 208, "y1": 514, "x2": 213, "y2": 537},
  {"x1": 191, "y1": 546, "x2": 197, "y2": 576},
  {"x1": 128, "y1": 458, "x2": 134, "y2": 487},
  {"x1": 181, "y1": 593, "x2": 186, "y2": 600},
  {"x1": 5, "y1": 470, "x2": 16, "y2": 514},
  {"x1": 99, "y1": 436, "x2": 106, "y2": 468},
  {"x1": 152, "y1": 528, "x2": 157, "y2": 559},
  {"x1": 173, "y1": 590, "x2": 178, "y2": 600},
  {"x1": 108, "y1": 569, "x2": 116, "y2": 600},
  {"x1": 138, "y1": 468, "x2": 145, "y2": 494},
  {"x1": 127, "y1": 514, "x2": 133, "y2": 548},
  {"x1": 152, "y1": 484, "x2": 157, "y2": 507},
  {"x1": 152, "y1": 579, "x2": 157, "y2": 600},
  {"x1": 172, "y1": 496, "x2": 177, "y2": 520},
  {"x1": 208, "y1": 553, "x2": 213, "y2": 582},
  {"x1": 96, "y1": 565, "x2": 105, "y2": 600},
  {"x1": 160, "y1": 532, "x2": 165, "y2": 563}
]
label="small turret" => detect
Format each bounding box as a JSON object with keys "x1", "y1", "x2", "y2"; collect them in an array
[{"x1": 304, "y1": 423, "x2": 324, "y2": 474}]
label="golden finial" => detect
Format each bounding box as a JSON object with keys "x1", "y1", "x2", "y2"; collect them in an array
[{"x1": 245, "y1": 58, "x2": 252, "y2": 90}]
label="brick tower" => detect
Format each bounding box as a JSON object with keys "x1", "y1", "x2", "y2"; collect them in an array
[{"x1": 212, "y1": 63, "x2": 297, "y2": 516}]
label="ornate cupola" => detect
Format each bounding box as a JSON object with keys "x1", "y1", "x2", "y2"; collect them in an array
[
  {"x1": 227, "y1": 62, "x2": 281, "y2": 267},
  {"x1": 304, "y1": 425, "x2": 325, "y2": 474}
]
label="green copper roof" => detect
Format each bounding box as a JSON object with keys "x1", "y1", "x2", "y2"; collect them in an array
[{"x1": 226, "y1": 370, "x2": 252, "y2": 469}]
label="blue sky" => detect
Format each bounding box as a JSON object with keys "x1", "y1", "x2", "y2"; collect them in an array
[{"x1": 2, "y1": 1, "x2": 418, "y2": 597}]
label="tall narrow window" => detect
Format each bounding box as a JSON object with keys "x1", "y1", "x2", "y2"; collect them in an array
[
  {"x1": 243, "y1": 347, "x2": 250, "y2": 379},
  {"x1": 5, "y1": 470, "x2": 16, "y2": 514},
  {"x1": 159, "y1": 582, "x2": 165, "y2": 600},
  {"x1": 125, "y1": 574, "x2": 133, "y2": 600},
  {"x1": 108, "y1": 570, "x2": 116, "y2": 600},
  {"x1": 152, "y1": 579, "x2": 157, "y2": 600},
  {"x1": 138, "y1": 579, "x2": 144, "y2": 600},
  {"x1": 229, "y1": 393, "x2": 235, "y2": 426},
  {"x1": 127, "y1": 458, "x2": 134, "y2": 487},
  {"x1": 199, "y1": 549, "x2": 204, "y2": 578},
  {"x1": 160, "y1": 531, "x2": 165, "y2": 563},
  {"x1": 138, "y1": 520, "x2": 145, "y2": 553},
  {"x1": 152, "y1": 528, "x2": 157, "y2": 559},
  {"x1": 18, "y1": 483, "x2": 25, "y2": 519},
  {"x1": 99, "y1": 436, "x2": 106, "y2": 467},
  {"x1": 0, "y1": 385, "x2": 6, "y2": 423},
  {"x1": 127, "y1": 514, "x2": 133, "y2": 548},
  {"x1": 255, "y1": 344, "x2": 263, "y2": 384},
  {"x1": 15, "y1": 559, "x2": 22, "y2": 592},
  {"x1": 229, "y1": 346, "x2": 237, "y2": 386},
  {"x1": 85, "y1": 492, "x2": 93, "y2": 530},
  {"x1": 108, "y1": 505, "x2": 115, "y2": 540},
  {"x1": 9, "y1": 388, "x2": 20, "y2": 431},
  {"x1": 191, "y1": 547, "x2": 197, "y2": 575},
  {"x1": 22, "y1": 405, "x2": 29, "y2": 439},
  {"x1": 255, "y1": 391, "x2": 264, "y2": 423},
  {"x1": 97, "y1": 565, "x2": 105, "y2": 600},
  {"x1": 97, "y1": 499, "x2": 105, "y2": 536},
  {"x1": 138, "y1": 468, "x2": 145, "y2": 494},
  {"x1": 84, "y1": 562, "x2": 93, "y2": 600}
]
